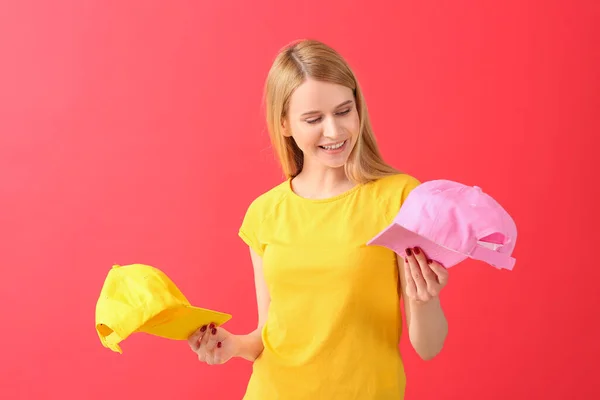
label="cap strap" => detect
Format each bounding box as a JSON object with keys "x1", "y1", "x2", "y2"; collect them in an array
[{"x1": 469, "y1": 244, "x2": 515, "y2": 270}]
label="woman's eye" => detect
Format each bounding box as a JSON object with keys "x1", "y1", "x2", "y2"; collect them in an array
[{"x1": 305, "y1": 108, "x2": 350, "y2": 124}]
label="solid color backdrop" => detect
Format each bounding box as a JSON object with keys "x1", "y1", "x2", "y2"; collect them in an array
[{"x1": 1, "y1": 0, "x2": 598, "y2": 399}]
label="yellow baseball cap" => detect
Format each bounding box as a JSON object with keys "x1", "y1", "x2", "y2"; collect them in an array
[{"x1": 95, "y1": 264, "x2": 232, "y2": 354}]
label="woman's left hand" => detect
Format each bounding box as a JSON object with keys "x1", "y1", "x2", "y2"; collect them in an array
[{"x1": 403, "y1": 247, "x2": 449, "y2": 303}]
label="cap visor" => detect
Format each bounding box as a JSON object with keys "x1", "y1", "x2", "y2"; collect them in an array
[
  {"x1": 138, "y1": 305, "x2": 232, "y2": 340},
  {"x1": 367, "y1": 223, "x2": 467, "y2": 268}
]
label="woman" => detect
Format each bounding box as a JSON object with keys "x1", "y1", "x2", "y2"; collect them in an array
[{"x1": 188, "y1": 39, "x2": 449, "y2": 399}]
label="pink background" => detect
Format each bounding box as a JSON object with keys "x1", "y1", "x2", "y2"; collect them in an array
[{"x1": 1, "y1": 0, "x2": 598, "y2": 399}]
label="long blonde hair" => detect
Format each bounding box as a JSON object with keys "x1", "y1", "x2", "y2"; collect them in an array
[{"x1": 263, "y1": 39, "x2": 400, "y2": 184}]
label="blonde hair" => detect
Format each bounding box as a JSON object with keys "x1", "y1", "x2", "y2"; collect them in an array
[{"x1": 263, "y1": 39, "x2": 400, "y2": 184}]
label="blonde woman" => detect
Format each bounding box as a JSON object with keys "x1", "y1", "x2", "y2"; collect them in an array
[{"x1": 188, "y1": 39, "x2": 450, "y2": 399}]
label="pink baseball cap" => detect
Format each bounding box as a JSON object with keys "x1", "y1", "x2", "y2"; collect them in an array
[{"x1": 368, "y1": 180, "x2": 517, "y2": 270}]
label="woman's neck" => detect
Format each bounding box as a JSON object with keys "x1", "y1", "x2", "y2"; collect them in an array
[{"x1": 291, "y1": 167, "x2": 355, "y2": 199}]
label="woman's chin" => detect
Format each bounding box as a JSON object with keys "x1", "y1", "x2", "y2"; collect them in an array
[{"x1": 318, "y1": 158, "x2": 349, "y2": 170}]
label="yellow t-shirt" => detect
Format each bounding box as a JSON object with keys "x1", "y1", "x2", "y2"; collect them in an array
[{"x1": 238, "y1": 173, "x2": 421, "y2": 400}]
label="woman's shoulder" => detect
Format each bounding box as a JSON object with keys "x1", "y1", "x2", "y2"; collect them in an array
[
  {"x1": 243, "y1": 179, "x2": 290, "y2": 215},
  {"x1": 367, "y1": 173, "x2": 421, "y2": 198},
  {"x1": 363, "y1": 173, "x2": 421, "y2": 220},
  {"x1": 238, "y1": 180, "x2": 290, "y2": 245}
]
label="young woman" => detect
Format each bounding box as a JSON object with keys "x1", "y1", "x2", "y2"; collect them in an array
[{"x1": 188, "y1": 39, "x2": 450, "y2": 399}]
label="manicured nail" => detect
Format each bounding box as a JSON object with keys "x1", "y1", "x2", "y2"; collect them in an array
[
  {"x1": 405, "y1": 248, "x2": 412, "y2": 256},
  {"x1": 200, "y1": 325, "x2": 207, "y2": 332},
  {"x1": 427, "y1": 259, "x2": 432, "y2": 264},
  {"x1": 209, "y1": 323, "x2": 215, "y2": 329},
  {"x1": 413, "y1": 247, "x2": 420, "y2": 255},
  {"x1": 217, "y1": 342, "x2": 222, "y2": 348},
  {"x1": 211, "y1": 328, "x2": 217, "y2": 335}
]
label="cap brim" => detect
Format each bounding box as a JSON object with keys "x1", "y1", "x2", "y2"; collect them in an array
[
  {"x1": 138, "y1": 305, "x2": 232, "y2": 341},
  {"x1": 367, "y1": 223, "x2": 467, "y2": 268}
]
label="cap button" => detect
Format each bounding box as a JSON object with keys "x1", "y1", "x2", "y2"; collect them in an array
[{"x1": 473, "y1": 186, "x2": 482, "y2": 193}]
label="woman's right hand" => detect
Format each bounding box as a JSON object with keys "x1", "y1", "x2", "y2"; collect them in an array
[{"x1": 187, "y1": 323, "x2": 239, "y2": 365}]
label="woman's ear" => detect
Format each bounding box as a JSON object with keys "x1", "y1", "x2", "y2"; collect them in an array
[{"x1": 281, "y1": 118, "x2": 292, "y2": 137}]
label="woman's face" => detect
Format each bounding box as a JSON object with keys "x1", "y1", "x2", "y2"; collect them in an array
[{"x1": 284, "y1": 78, "x2": 360, "y2": 171}]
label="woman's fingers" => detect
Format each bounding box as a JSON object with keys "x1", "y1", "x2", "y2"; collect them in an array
[
  {"x1": 406, "y1": 248, "x2": 429, "y2": 300},
  {"x1": 205, "y1": 324, "x2": 223, "y2": 355},
  {"x1": 403, "y1": 257, "x2": 417, "y2": 299},
  {"x1": 199, "y1": 325, "x2": 212, "y2": 348},
  {"x1": 402, "y1": 247, "x2": 449, "y2": 303},
  {"x1": 194, "y1": 323, "x2": 229, "y2": 365},
  {"x1": 429, "y1": 260, "x2": 449, "y2": 287},
  {"x1": 188, "y1": 325, "x2": 207, "y2": 352},
  {"x1": 412, "y1": 247, "x2": 440, "y2": 296},
  {"x1": 196, "y1": 324, "x2": 213, "y2": 362}
]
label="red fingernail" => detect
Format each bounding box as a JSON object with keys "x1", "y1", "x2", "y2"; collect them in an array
[
  {"x1": 413, "y1": 247, "x2": 420, "y2": 254},
  {"x1": 209, "y1": 323, "x2": 215, "y2": 329},
  {"x1": 211, "y1": 328, "x2": 217, "y2": 335},
  {"x1": 217, "y1": 342, "x2": 222, "y2": 348},
  {"x1": 405, "y1": 248, "x2": 412, "y2": 256},
  {"x1": 427, "y1": 259, "x2": 432, "y2": 264},
  {"x1": 200, "y1": 325, "x2": 207, "y2": 332}
]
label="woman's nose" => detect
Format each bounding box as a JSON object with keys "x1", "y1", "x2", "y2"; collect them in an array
[{"x1": 323, "y1": 117, "x2": 342, "y2": 139}]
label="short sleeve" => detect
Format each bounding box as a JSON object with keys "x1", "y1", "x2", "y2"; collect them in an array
[
  {"x1": 238, "y1": 198, "x2": 266, "y2": 256},
  {"x1": 401, "y1": 175, "x2": 421, "y2": 203},
  {"x1": 381, "y1": 173, "x2": 422, "y2": 223}
]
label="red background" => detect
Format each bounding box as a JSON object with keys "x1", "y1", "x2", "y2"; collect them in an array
[{"x1": 1, "y1": 1, "x2": 598, "y2": 399}]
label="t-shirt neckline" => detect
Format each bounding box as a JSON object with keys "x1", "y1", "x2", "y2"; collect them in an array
[{"x1": 285, "y1": 178, "x2": 364, "y2": 204}]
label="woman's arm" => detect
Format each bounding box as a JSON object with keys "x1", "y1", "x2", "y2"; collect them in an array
[
  {"x1": 234, "y1": 247, "x2": 270, "y2": 362},
  {"x1": 398, "y1": 247, "x2": 449, "y2": 360}
]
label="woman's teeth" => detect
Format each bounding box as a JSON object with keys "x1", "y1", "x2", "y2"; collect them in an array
[{"x1": 321, "y1": 141, "x2": 345, "y2": 150}]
